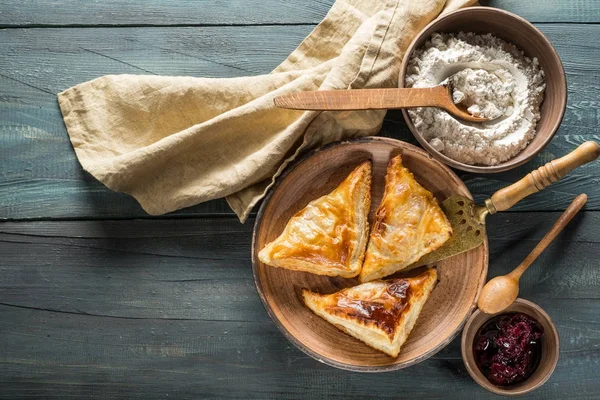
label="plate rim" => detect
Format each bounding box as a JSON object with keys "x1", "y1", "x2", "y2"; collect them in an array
[{"x1": 251, "y1": 136, "x2": 489, "y2": 372}]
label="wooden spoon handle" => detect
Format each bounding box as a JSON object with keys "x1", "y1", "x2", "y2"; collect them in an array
[
  {"x1": 489, "y1": 142, "x2": 600, "y2": 213},
  {"x1": 508, "y1": 194, "x2": 587, "y2": 280},
  {"x1": 273, "y1": 87, "x2": 446, "y2": 111}
]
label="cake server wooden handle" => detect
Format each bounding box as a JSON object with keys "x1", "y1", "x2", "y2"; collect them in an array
[
  {"x1": 273, "y1": 87, "x2": 447, "y2": 111},
  {"x1": 489, "y1": 142, "x2": 600, "y2": 213}
]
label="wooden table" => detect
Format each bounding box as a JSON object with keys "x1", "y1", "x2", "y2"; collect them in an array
[{"x1": 1, "y1": 1, "x2": 599, "y2": 398}]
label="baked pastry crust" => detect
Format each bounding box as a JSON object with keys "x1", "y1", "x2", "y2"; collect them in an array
[
  {"x1": 302, "y1": 268, "x2": 438, "y2": 357},
  {"x1": 258, "y1": 161, "x2": 371, "y2": 278},
  {"x1": 359, "y1": 155, "x2": 452, "y2": 282}
]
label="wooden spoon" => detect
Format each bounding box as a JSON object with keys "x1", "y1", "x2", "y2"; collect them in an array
[
  {"x1": 273, "y1": 84, "x2": 488, "y2": 123},
  {"x1": 477, "y1": 193, "x2": 588, "y2": 314}
]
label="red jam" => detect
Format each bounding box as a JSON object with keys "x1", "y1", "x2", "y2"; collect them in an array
[{"x1": 473, "y1": 312, "x2": 544, "y2": 387}]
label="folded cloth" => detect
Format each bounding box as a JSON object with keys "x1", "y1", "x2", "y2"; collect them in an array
[{"x1": 58, "y1": 0, "x2": 476, "y2": 222}]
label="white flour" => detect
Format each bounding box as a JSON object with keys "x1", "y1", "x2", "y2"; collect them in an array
[{"x1": 405, "y1": 32, "x2": 545, "y2": 166}]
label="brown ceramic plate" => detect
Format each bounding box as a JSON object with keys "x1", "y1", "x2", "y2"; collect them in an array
[{"x1": 252, "y1": 137, "x2": 488, "y2": 371}]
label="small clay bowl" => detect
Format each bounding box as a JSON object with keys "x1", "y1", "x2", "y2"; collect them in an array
[
  {"x1": 461, "y1": 298, "x2": 560, "y2": 396},
  {"x1": 399, "y1": 7, "x2": 567, "y2": 173}
]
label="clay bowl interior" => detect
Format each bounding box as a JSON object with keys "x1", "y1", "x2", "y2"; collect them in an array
[
  {"x1": 252, "y1": 137, "x2": 488, "y2": 371},
  {"x1": 461, "y1": 298, "x2": 560, "y2": 395},
  {"x1": 399, "y1": 6, "x2": 567, "y2": 173}
]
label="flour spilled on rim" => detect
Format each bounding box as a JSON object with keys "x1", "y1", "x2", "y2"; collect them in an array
[{"x1": 405, "y1": 32, "x2": 546, "y2": 166}]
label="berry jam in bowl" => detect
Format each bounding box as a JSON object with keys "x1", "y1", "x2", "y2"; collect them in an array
[{"x1": 461, "y1": 299, "x2": 559, "y2": 396}]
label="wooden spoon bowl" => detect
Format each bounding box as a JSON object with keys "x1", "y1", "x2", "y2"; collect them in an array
[{"x1": 252, "y1": 137, "x2": 488, "y2": 371}]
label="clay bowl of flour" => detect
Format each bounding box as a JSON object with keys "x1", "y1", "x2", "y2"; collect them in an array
[{"x1": 399, "y1": 7, "x2": 567, "y2": 173}]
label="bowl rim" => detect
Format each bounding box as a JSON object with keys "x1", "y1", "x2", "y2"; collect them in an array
[
  {"x1": 460, "y1": 298, "x2": 560, "y2": 395},
  {"x1": 398, "y1": 6, "x2": 567, "y2": 174},
  {"x1": 251, "y1": 136, "x2": 489, "y2": 372}
]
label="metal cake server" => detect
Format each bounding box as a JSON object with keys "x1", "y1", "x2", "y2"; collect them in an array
[{"x1": 410, "y1": 141, "x2": 600, "y2": 268}]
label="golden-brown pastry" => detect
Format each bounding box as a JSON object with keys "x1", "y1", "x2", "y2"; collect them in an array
[
  {"x1": 258, "y1": 161, "x2": 371, "y2": 278},
  {"x1": 359, "y1": 155, "x2": 452, "y2": 283},
  {"x1": 302, "y1": 268, "x2": 438, "y2": 357}
]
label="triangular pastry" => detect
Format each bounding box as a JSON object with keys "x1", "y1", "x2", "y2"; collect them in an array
[
  {"x1": 359, "y1": 155, "x2": 452, "y2": 283},
  {"x1": 302, "y1": 268, "x2": 438, "y2": 357},
  {"x1": 258, "y1": 161, "x2": 371, "y2": 278}
]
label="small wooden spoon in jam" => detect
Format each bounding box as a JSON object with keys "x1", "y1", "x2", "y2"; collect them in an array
[{"x1": 478, "y1": 194, "x2": 587, "y2": 315}]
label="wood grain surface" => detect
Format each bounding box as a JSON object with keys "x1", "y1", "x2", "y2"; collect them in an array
[
  {"x1": 1, "y1": 212, "x2": 599, "y2": 399},
  {"x1": 0, "y1": 0, "x2": 598, "y2": 26},
  {"x1": 1, "y1": 24, "x2": 600, "y2": 220},
  {"x1": 1, "y1": 1, "x2": 600, "y2": 399}
]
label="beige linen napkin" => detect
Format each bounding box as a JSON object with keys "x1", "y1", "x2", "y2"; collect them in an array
[{"x1": 58, "y1": 0, "x2": 476, "y2": 222}]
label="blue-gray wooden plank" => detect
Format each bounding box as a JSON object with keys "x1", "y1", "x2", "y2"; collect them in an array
[
  {"x1": 1, "y1": 24, "x2": 599, "y2": 220},
  {"x1": 1, "y1": 2, "x2": 598, "y2": 399},
  {"x1": 0, "y1": 213, "x2": 598, "y2": 399},
  {"x1": 0, "y1": 0, "x2": 598, "y2": 26}
]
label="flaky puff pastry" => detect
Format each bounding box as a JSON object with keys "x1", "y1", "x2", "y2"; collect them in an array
[
  {"x1": 359, "y1": 156, "x2": 452, "y2": 283},
  {"x1": 303, "y1": 268, "x2": 438, "y2": 357},
  {"x1": 258, "y1": 161, "x2": 371, "y2": 278}
]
